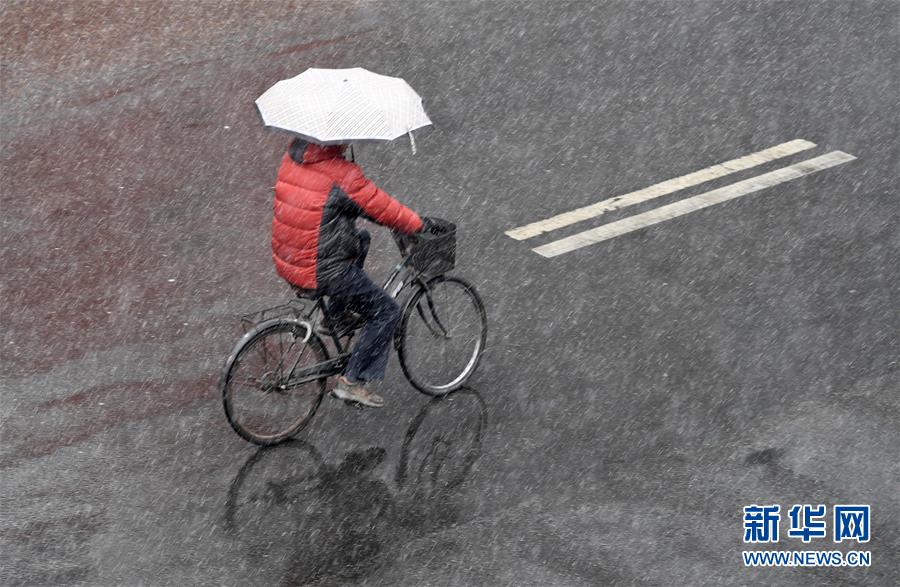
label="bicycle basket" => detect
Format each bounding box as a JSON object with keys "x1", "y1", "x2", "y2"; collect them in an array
[
  {"x1": 404, "y1": 217, "x2": 456, "y2": 276},
  {"x1": 240, "y1": 300, "x2": 311, "y2": 333}
]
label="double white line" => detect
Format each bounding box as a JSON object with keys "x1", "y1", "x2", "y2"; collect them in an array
[{"x1": 505, "y1": 140, "x2": 856, "y2": 257}]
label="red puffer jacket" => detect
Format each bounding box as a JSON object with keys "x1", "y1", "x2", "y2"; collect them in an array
[{"x1": 272, "y1": 140, "x2": 423, "y2": 290}]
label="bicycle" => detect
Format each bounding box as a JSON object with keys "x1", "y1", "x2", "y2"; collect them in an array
[{"x1": 220, "y1": 218, "x2": 487, "y2": 445}]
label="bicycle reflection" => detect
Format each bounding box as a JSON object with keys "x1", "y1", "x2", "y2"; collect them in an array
[{"x1": 224, "y1": 388, "x2": 487, "y2": 585}]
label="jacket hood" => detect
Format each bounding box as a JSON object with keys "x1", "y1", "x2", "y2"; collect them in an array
[{"x1": 288, "y1": 139, "x2": 347, "y2": 164}]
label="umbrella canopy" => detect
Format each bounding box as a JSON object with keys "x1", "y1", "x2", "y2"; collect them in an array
[{"x1": 255, "y1": 67, "x2": 432, "y2": 148}]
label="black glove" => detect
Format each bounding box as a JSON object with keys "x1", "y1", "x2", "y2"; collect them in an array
[{"x1": 419, "y1": 216, "x2": 437, "y2": 234}]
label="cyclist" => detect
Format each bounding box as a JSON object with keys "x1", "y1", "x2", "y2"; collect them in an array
[{"x1": 271, "y1": 138, "x2": 425, "y2": 408}]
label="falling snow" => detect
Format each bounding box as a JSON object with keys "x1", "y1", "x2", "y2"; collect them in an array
[{"x1": 1, "y1": 1, "x2": 898, "y2": 585}]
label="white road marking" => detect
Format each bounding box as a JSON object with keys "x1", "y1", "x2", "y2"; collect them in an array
[
  {"x1": 506, "y1": 139, "x2": 817, "y2": 240},
  {"x1": 532, "y1": 151, "x2": 857, "y2": 258}
]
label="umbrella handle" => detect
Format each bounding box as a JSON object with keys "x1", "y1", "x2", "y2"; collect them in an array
[{"x1": 408, "y1": 129, "x2": 417, "y2": 155}]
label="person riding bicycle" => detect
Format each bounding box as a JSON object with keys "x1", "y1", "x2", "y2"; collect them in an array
[{"x1": 271, "y1": 138, "x2": 425, "y2": 408}]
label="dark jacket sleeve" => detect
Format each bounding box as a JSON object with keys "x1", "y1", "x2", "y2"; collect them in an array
[{"x1": 339, "y1": 164, "x2": 423, "y2": 235}]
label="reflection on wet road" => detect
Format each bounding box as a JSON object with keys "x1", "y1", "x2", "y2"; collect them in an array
[{"x1": 224, "y1": 390, "x2": 486, "y2": 585}]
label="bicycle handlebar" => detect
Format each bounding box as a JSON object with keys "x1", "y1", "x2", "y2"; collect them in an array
[
  {"x1": 390, "y1": 216, "x2": 456, "y2": 277},
  {"x1": 391, "y1": 216, "x2": 432, "y2": 256}
]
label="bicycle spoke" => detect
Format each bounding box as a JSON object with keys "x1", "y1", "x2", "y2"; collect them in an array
[
  {"x1": 277, "y1": 329, "x2": 285, "y2": 379},
  {"x1": 273, "y1": 332, "x2": 298, "y2": 381},
  {"x1": 231, "y1": 377, "x2": 262, "y2": 388},
  {"x1": 253, "y1": 337, "x2": 271, "y2": 371}
]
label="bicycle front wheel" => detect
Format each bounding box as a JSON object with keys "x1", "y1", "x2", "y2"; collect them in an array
[
  {"x1": 222, "y1": 319, "x2": 327, "y2": 445},
  {"x1": 397, "y1": 276, "x2": 487, "y2": 396}
]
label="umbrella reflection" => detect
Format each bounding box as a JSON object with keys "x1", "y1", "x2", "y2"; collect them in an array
[{"x1": 223, "y1": 388, "x2": 487, "y2": 585}]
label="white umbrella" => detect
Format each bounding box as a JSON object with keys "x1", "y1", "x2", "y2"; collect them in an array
[{"x1": 255, "y1": 67, "x2": 432, "y2": 152}]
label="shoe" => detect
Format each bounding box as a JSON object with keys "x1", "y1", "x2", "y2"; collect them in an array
[{"x1": 331, "y1": 376, "x2": 384, "y2": 408}]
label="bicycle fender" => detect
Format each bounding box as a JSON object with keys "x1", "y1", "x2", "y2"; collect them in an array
[{"x1": 220, "y1": 318, "x2": 314, "y2": 388}]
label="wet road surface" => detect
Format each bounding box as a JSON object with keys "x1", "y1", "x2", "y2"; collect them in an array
[{"x1": 2, "y1": 1, "x2": 898, "y2": 585}]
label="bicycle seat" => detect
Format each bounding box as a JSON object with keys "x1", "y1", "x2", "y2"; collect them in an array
[{"x1": 291, "y1": 286, "x2": 319, "y2": 300}]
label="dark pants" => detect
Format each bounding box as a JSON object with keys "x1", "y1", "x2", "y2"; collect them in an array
[{"x1": 321, "y1": 229, "x2": 401, "y2": 383}]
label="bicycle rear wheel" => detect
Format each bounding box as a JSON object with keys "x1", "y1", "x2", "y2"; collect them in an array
[
  {"x1": 222, "y1": 319, "x2": 327, "y2": 445},
  {"x1": 397, "y1": 276, "x2": 487, "y2": 395}
]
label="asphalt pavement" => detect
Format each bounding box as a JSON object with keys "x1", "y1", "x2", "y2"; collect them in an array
[{"x1": 2, "y1": 1, "x2": 898, "y2": 585}]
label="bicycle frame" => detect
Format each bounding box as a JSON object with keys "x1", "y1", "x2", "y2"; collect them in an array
[{"x1": 280, "y1": 242, "x2": 435, "y2": 390}]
